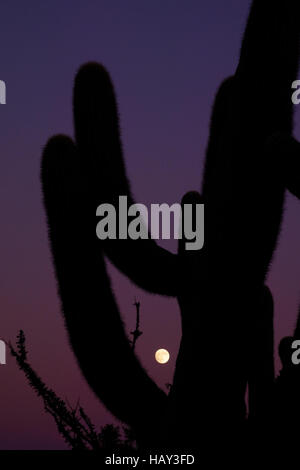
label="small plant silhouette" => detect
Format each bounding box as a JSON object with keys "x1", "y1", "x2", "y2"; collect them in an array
[{"x1": 10, "y1": 331, "x2": 136, "y2": 451}]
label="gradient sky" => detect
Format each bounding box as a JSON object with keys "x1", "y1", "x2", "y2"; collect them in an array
[{"x1": 0, "y1": 0, "x2": 300, "y2": 450}]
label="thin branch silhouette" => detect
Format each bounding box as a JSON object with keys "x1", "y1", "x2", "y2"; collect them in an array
[
  {"x1": 130, "y1": 300, "x2": 143, "y2": 351},
  {"x1": 10, "y1": 331, "x2": 136, "y2": 451}
]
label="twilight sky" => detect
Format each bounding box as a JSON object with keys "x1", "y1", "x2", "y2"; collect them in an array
[{"x1": 0, "y1": 0, "x2": 300, "y2": 450}]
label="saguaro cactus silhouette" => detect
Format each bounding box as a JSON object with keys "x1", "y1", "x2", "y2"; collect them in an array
[{"x1": 41, "y1": 0, "x2": 300, "y2": 451}]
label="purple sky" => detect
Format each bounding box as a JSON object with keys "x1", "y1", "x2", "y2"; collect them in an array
[{"x1": 0, "y1": 0, "x2": 300, "y2": 450}]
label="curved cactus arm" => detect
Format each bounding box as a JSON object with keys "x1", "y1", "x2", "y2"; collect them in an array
[
  {"x1": 41, "y1": 135, "x2": 167, "y2": 439},
  {"x1": 73, "y1": 62, "x2": 178, "y2": 297},
  {"x1": 105, "y1": 239, "x2": 179, "y2": 297}
]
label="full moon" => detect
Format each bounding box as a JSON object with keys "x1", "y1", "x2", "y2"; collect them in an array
[{"x1": 155, "y1": 348, "x2": 170, "y2": 364}]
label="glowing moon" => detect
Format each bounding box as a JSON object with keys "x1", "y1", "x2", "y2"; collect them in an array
[{"x1": 155, "y1": 348, "x2": 170, "y2": 364}]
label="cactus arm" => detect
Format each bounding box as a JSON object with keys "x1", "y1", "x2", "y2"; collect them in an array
[
  {"x1": 235, "y1": 0, "x2": 300, "y2": 134},
  {"x1": 202, "y1": 76, "x2": 235, "y2": 198},
  {"x1": 105, "y1": 239, "x2": 178, "y2": 297},
  {"x1": 201, "y1": 1, "x2": 300, "y2": 283},
  {"x1": 73, "y1": 62, "x2": 178, "y2": 297},
  {"x1": 41, "y1": 135, "x2": 167, "y2": 439},
  {"x1": 237, "y1": 0, "x2": 300, "y2": 84}
]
